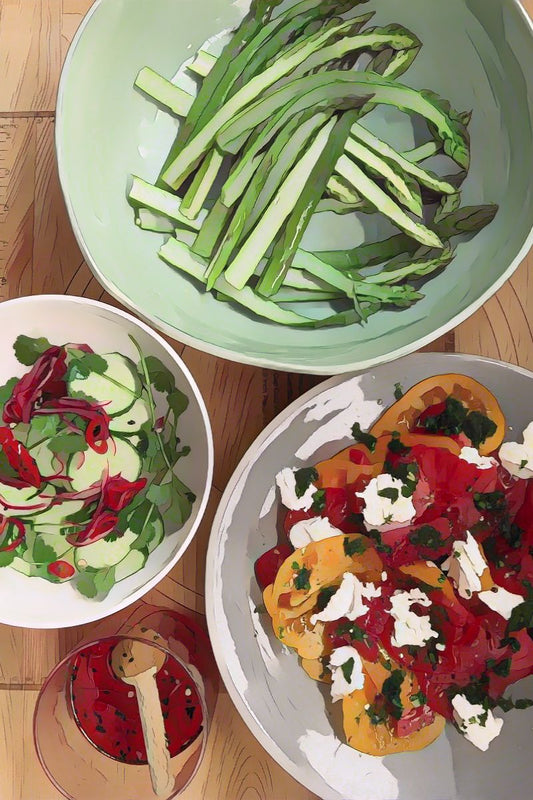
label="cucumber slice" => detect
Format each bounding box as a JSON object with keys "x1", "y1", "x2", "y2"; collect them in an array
[
  {"x1": 75, "y1": 530, "x2": 138, "y2": 570},
  {"x1": 109, "y1": 397, "x2": 151, "y2": 435},
  {"x1": 29, "y1": 528, "x2": 73, "y2": 559},
  {"x1": 33, "y1": 498, "x2": 85, "y2": 526},
  {"x1": 115, "y1": 549, "x2": 148, "y2": 583},
  {"x1": 0, "y1": 483, "x2": 54, "y2": 518},
  {"x1": 68, "y1": 353, "x2": 142, "y2": 417},
  {"x1": 31, "y1": 441, "x2": 65, "y2": 478},
  {"x1": 68, "y1": 438, "x2": 142, "y2": 492}
]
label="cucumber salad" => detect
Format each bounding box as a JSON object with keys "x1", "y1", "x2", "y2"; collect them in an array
[{"x1": 0, "y1": 335, "x2": 195, "y2": 598}]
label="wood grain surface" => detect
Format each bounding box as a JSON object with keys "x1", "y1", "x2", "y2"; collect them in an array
[{"x1": 0, "y1": 2, "x2": 532, "y2": 799}]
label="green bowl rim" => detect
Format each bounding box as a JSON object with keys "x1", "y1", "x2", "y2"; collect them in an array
[{"x1": 55, "y1": 0, "x2": 533, "y2": 375}]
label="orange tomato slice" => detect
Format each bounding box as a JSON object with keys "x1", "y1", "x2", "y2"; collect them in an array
[{"x1": 369, "y1": 374, "x2": 504, "y2": 455}]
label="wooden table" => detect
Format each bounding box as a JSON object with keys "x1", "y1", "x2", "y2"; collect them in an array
[{"x1": 0, "y1": 2, "x2": 532, "y2": 798}]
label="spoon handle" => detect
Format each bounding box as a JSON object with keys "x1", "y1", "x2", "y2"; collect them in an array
[{"x1": 130, "y1": 666, "x2": 174, "y2": 798}]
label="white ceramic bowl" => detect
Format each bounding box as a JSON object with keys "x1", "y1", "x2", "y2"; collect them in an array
[
  {"x1": 206, "y1": 352, "x2": 533, "y2": 800},
  {"x1": 0, "y1": 295, "x2": 213, "y2": 628}
]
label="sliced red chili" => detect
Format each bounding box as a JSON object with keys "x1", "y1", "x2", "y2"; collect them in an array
[
  {"x1": 0, "y1": 518, "x2": 26, "y2": 552},
  {"x1": 48, "y1": 560, "x2": 76, "y2": 580},
  {"x1": 3, "y1": 346, "x2": 67, "y2": 424},
  {"x1": 0, "y1": 427, "x2": 42, "y2": 488}
]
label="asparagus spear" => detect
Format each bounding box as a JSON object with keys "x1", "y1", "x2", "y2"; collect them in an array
[
  {"x1": 128, "y1": 176, "x2": 206, "y2": 230},
  {"x1": 257, "y1": 112, "x2": 357, "y2": 297},
  {"x1": 344, "y1": 137, "x2": 423, "y2": 216},
  {"x1": 134, "y1": 67, "x2": 194, "y2": 117},
  {"x1": 224, "y1": 119, "x2": 336, "y2": 290},
  {"x1": 187, "y1": 50, "x2": 217, "y2": 78},
  {"x1": 335, "y1": 154, "x2": 443, "y2": 248},
  {"x1": 217, "y1": 71, "x2": 469, "y2": 170},
  {"x1": 348, "y1": 122, "x2": 458, "y2": 195}
]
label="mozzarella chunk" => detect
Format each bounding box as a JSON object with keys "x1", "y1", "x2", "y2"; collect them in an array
[
  {"x1": 389, "y1": 589, "x2": 438, "y2": 648},
  {"x1": 310, "y1": 572, "x2": 381, "y2": 626},
  {"x1": 329, "y1": 645, "x2": 365, "y2": 702},
  {"x1": 452, "y1": 694, "x2": 503, "y2": 751},
  {"x1": 478, "y1": 585, "x2": 524, "y2": 620},
  {"x1": 442, "y1": 531, "x2": 487, "y2": 599},
  {"x1": 356, "y1": 473, "x2": 416, "y2": 529},
  {"x1": 499, "y1": 421, "x2": 533, "y2": 479},
  {"x1": 459, "y1": 446, "x2": 497, "y2": 470},
  {"x1": 275, "y1": 467, "x2": 316, "y2": 511},
  {"x1": 289, "y1": 516, "x2": 342, "y2": 549}
]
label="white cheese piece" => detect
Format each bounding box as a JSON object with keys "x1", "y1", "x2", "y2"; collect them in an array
[
  {"x1": 275, "y1": 467, "x2": 316, "y2": 511},
  {"x1": 389, "y1": 589, "x2": 438, "y2": 648},
  {"x1": 310, "y1": 572, "x2": 381, "y2": 626},
  {"x1": 435, "y1": 643, "x2": 446, "y2": 651},
  {"x1": 289, "y1": 516, "x2": 343, "y2": 549},
  {"x1": 356, "y1": 473, "x2": 416, "y2": 529},
  {"x1": 478, "y1": 585, "x2": 524, "y2": 620},
  {"x1": 459, "y1": 446, "x2": 497, "y2": 470},
  {"x1": 499, "y1": 421, "x2": 533, "y2": 479},
  {"x1": 329, "y1": 645, "x2": 365, "y2": 702},
  {"x1": 441, "y1": 531, "x2": 487, "y2": 599},
  {"x1": 452, "y1": 694, "x2": 503, "y2": 751}
]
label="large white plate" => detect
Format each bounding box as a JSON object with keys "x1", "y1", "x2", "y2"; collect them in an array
[{"x1": 206, "y1": 352, "x2": 533, "y2": 800}]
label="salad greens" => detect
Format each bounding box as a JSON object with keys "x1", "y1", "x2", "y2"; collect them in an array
[
  {"x1": 129, "y1": 1, "x2": 497, "y2": 327},
  {"x1": 0, "y1": 335, "x2": 194, "y2": 599}
]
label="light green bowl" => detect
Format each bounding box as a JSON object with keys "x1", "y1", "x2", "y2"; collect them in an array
[{"x1": 56, "y1": 0, "x2": 533, "y2": 374}]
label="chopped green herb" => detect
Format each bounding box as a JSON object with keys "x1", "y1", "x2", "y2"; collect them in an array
[
  {"x1": 387, "y1": 432, "x2": 411, "y2": 456},
  {"x1": 419, "y1": 395, "x2": 496, "y2": 448},
  {"x1": 519, "y1": 459, "x2": 528, "y2": 470},
  {"x1": 409, "y1": 525, "x2": 446, "y2": 550},
  {"x1": 382, "y1": 669, "x2": 405, "y2": 719},
  {"x1": 410, "y1": 690, "x2": 427, "y2": 708},
  {"x1": 335, "y1": 620, "x2": 367, "y2": 642},
  {"x1": 13, "y1": 334, "x2": 52, "y2": 366},
  {"x1": 462, "y1": 411, "x2": 497, "y2": 449},
  {"x1": 317, "y1": 586, "x2": 337, "y2": 611},
  {"x1": 311, "y1": 488, "x2": 326, "y2": 512},
  {"x1": 473, "y1": 491, "x2": 506, "y2": 513},
  {"x1": 492, "y1": 658, "x2": 512, "y2": 678},
  {"x1": 365, "y1": 700, "x2": 388, "y2": 726},
  {"x1": 343, "y1": 536, "x2": 367, "y2": 557},
  {"x1": 377, "y1": 486, "x2": 399, "y2": 502},
  {"x1": 341, "y1": 657, "x2": 355, "y2": 684},
  {"x1": 367, "y1": 529, "x2": 393, "y2": 554},
  {"x1": 351, "y1": 422, "x2": 376, "y2": 453},
  {"x1": 293, "y1": 467, "x2": 318, "y2": 499},
  {"x1": 384, "y1": 459, "x2": 418, "y2": 496},
  {"x1": 293, "y1": 565, "x2": 312, "y2": 591},
  {"x1": 393, "y1": 382, "x2": 404, "y2": 400}
]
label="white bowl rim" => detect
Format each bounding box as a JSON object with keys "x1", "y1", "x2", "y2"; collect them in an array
[
  {"x1": 0, "y1": 293, "x2": 214, "y2": 629},
  {"x1": 205, "y1": 351, "x2": 533, "y2": 793},
  {"x1": 55, "y1": 0, "x2": 533, "y2": 376}
]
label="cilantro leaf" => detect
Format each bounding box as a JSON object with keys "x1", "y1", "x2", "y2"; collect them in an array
[
  {"x1": 293, "y1": 565, "x2": 311, "y2": 591},
  {"x1": 311, "y1": 489, "x2": 326, "y2": 512},
  {"x1": 491, "y1": 658, "x2": 511, "y2": 677},
  {"x1": 382, "y1": 669, "x2": 405, "y2": 719},
  {"x1": 144, "y1": 355, "x2": 176, "y2": 394},
  {"x1": 462, "y1": 411, "x2": 497, "y2": 449},
  {"x1": 336, "y1": 620, "x2": 367, "y2": 642},
  {"x1": 67, "y1": 353, "x2": 108, "y2": 382},
  {"x1": 0, "y1": 549, "x2": 16, "y2": 568},
  {"x1": 29, "y1": 414, "x2": 61, "y2": 439},
  {"x1": 76, "y1": 567, "x2": 116, "y2": 599},
  {"x1": 13, "y1": 335, "x2": 52, "y2": 366},
  {"x1": 293, "y1": 467, "x2": 318, "y2": 499},
  {"x1": 506, "y1": 597, "x2": 533, "y2": 634},
  {"x1": 0, "y1": 377, "x2": 18, "y2": 406},
  {"x1": 387, "y1": 432, "x2": 411, "y2": 456},
  {"x1": 341, "y1": 657, "x2": 355, "y2": 684},
  {"x1": 377, "y1": 487, "x2": 399, "y2": 502},
  {"x1": 343, "y1": 536, "x2": 367, "y2": 557},
  {"x1": 167, "y1": 389, "x2": 189, "y2": 419},
  {"x1": 351, "y1": 422, "x2": 376, "y2": 452},
  {"x1": 48, "y1": 432, "x2": 88, "y2": 455},
  {"x1": 32, "y1": 538, "x2": 58, "y2": 565},
  {"x1": 393, "y1": 382, "x2": 404, "y2": 400},
  {"x1": 317, "y1": 586, "x2": 337, "y2": 611},
  {"x1": 473, "y1": 491, "x2": 506, "y2": 513},
  {"x1": 409, "y1": 525, "x2": 446, "y2": 550}
]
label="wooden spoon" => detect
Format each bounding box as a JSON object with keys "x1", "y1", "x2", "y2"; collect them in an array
[{"x1": 111, "y1": 638, "x2": 174, "y2": 798}]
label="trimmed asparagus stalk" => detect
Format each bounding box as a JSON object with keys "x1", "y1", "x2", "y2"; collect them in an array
[
  {"x1": 128, "y1": 176, "x2": 206, "y2": 230},
  {"x1": 179, "y1": 149, "x2": 225, "y2": 220},
  {"x1": 134, "y1": 67, "x2": 194, "y2": 117}
]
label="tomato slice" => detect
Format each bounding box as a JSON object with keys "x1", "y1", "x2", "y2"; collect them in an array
[{"x1": 370, "y1": 375, "x2": 505, "y2": 455}]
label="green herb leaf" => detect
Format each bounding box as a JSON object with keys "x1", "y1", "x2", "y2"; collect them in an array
[
  {"x1": 462, "y1": 411, "x2": 497, "y2": 449},
  {"x1": 29, "y1": 414, "x2": 61, "y2": 439},
  {"x1": 48, "y1": 432, "x2": 88, "y2": 455},
  {"x1": 144, "y1": 355, "x2": 176, "y2": 394},
  {"x1": 311, "y1": 489, "x2": 326, "y2": 512},
  {"x1": 394, "y1": 383, "x2": 404, "y2": 400},
  {"x1": 382, "y1": 669, "x2": 405, "y2": 719},
  {"x1": 317, "y1": 585, "x2": 337, "y2": 611},
  {"x1": 473, "y1": 491, "x2": 506, "y2": 513},
  {"x1": 294, "y1": 565, "x2": 311, "y2": 591},
  {"x1": 377, "y1": 487, "x2": 399, "y2": 502},
  {"x1": 167, "y1": 389, "x2": 189, "y2": 419},
  {"x1": 32, "y1": 538, "x2": 58, "y2": 565},
  {"x1": 341, "y1": 657, "x2": 355, "y2": 684},
  {"x1": 293, "y1": 467, "x2": 318, "y2": 499},
  {"x1": 409, "y1": 525, "x2": 446, "y2": 549},
  {"x1": 343, "y1": 536, "x2": 367, "y2": 557},
  {"x1": 365, "y1": 699, "x2": 388, "y2": 726},
  {"x1": 410, "y1": 690, "x2": 427, "y2": 708},
  {"x1": 0, "y1": 377, "x2": 18, "y2": 406},
  {"x1": 335, "y1": 620, "x2": 367, "y2": 642},
  {"x1": 0, "y1": 549, "x2": 16, "y2": 568},
  {"x1": 76, "y1": 566, "x2": 116, "y2": 599},
  {"x1": 506, "y1": 598, "x2": 533, "y2": 634},
  {"x1": 366, "y1": 529, "x2": 393, "y2": 554},
  {"x1": 13, "y1": 335, "x2": 52, "y2": 366},
  {"x1": 351, "y1": 422, "x2": 377, "y2": 453},
  {"x1": 491, "y1": 658, "x2": 511, "y2": 677},
  {"x1": 67, "y1": 353, "x2": 108, "y2": 381}
]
